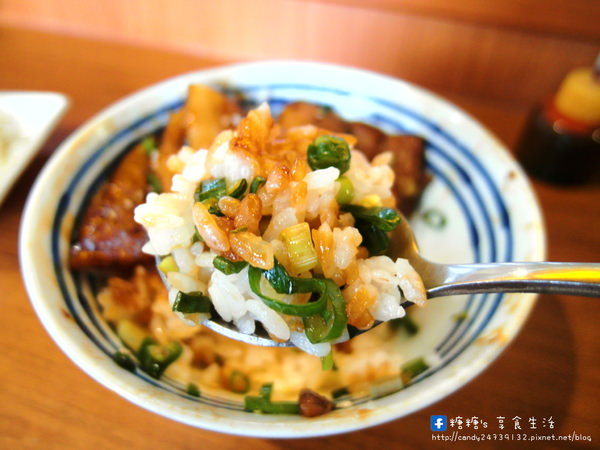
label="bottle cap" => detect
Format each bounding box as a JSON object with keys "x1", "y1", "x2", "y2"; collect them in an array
[{"x1": 554, "y1": 57, "x2": 600, "y2": 127}]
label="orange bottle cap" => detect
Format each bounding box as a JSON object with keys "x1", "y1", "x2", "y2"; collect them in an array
[{"x1": 554, "y1": 67, "x2": 600, "y2": 127}]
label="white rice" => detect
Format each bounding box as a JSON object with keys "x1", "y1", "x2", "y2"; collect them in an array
[
  {"x1": 345, "y1": 150, "x2": 395, "y2": 205},
  {"x1": 135, "y1": 193, "x2": 195, "y2": 255},
  {"x1": 208, "y1": 139, "x2": 255, "y2": 183},
  {"x1": 304, "y1": 167, "x2": 339, "y2": 220},
  {"x1": 332, "y1": 226, "x2": 362, "y2": 269}
]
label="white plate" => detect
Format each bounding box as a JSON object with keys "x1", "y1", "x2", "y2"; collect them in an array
[{"x1": 0, "y1": 91, "x2": 69, "y2": 205}]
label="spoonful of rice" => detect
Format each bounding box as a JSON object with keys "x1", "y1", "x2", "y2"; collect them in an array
[
  {"x1": 157, "y1": 209, "x2": 600, "y2": 350},
  {"x1": 135, "y1": 97, "x2": 600, "y2": 357}
]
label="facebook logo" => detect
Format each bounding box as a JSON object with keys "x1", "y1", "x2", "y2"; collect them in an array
[{"x1": 430, "y1": 415, "x2": 447, "y2": 431}]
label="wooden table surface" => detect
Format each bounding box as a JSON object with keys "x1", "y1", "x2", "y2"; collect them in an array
[{"x1": 1, "y1": 27, "x2": 598, "y2": 449}]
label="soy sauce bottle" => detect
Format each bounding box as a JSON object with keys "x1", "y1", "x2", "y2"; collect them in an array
[{"x1": 516, "y1": 59, "x2": 600, "y2": 185}]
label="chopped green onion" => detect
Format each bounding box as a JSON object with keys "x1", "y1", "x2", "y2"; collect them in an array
[
  {"x1": 355, "y1": 223, "x2": 390, "y2": 256},
  {"x1": 202, "y1": 197, "x2": 218, "y2": 209},
  {"x1": 201, "y1": 197, "x2": 224, "y2": 216},
  {"x1": 194, "y1": 178, "x2": 226, "y2": 202},
  {"x1": 141, "y1": 137, "x2": 157, "y2": 155},
  {"x1": 421, "y1": 208, "x2": 447, "y2": 229},
  {"x1": 112, "y1": 351, "x2": 136, "y2": 372},
  {"x1": 213, "y1": 256, "x2": 248, "y2": 275},
  {"x1": 228, "y1": 179, "x2": 248, "y2": 199},
  {"x1": 186, "y1": 383, "x2": 201, "y2": 397},
  {"x1": 249, "y1": 176, "x2": 266, "y2": 194},
  {"x1": 244, "y1": 396, "x2": 299, "y2": 414},
  {"x1": 403, "y1": 315, "x2": 420, "y2": 335},
  {"x1": 116, "y1": 319, "x2": 148, "y2": 352},
  {"x1": 158, "y1": 255, "x2": 178, "y2": 274},
  {"x1": 229, "y1": 370, "x2": 250, "y2": 394},
  {"x1": 248, "y1": 264, "x2": 326, "y2": 317},
  {"x1": 280, "y1": 222, "x2": 318, "y2": 273},
  {"x1": 137, "y1": 338, "x2": 182, "y2": 379},
  {"x1": 342, "y1": 205, "x2": 401, "y2": 232},
  {"x1": 260, "y1": 260, "x2": 295, "y2": 294},
  {"x1": 207, "y1": 204, "x2": 224, "y2": 217},
  {"x1": 307, "y1": 135, "x2": 351, "y2": 174},
  {"x1": 400, "y1": 357, "x2": 429, "y2": 384},
  {"x1": 302, "y1": 280, "x2": 347, "y2": 344},
  {"x1": 453, "y1": 311, "x2": 469, "y2": 322},
  {"x1": 244, "y1": 383, "x2": 300, "y2": 414},
  {"x1": 336, "y1": 176, "x2": 354, "y2": 205},
  {"x1": 343, "y1": 204, "x2": 401, "y2": 255},
  {"x1": 230, "y1": 226, "x2": 248, "y2": 234},
  {"x1": 389, "y1": 315, "x2": 419, "y2": 336},
  {"x1": 172, "y1": 291, "x2": 212, "y2": 313},
  {"x1": 147, "y1": 173, "x2": 162, "y2": 193},
  {"x1": 249, "y1": 260, "x2": 347, "y2": 343},
  {"x1": 321, "y1": 350, "x2": 335, "y2": 371},
  {"x1": 331, "y1": 387, "x2": 350, "y2": 399},
  {"x1": 259, "y1": 383, "x2": 273, "y2": 398},
  {"x1": 200, "y1": 177, "x2": 226, "y2": 192},
  {"x1": 191, "y1": 229, "x2": 203, "y2": 243}
]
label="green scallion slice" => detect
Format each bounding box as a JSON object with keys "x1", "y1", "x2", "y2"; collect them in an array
[
  {"x1": 453, "y1": 311, "x2": 469, "y2": 322},
  {"x1": 186, "y1": 383, "x2": 201, "y2": 397},
  {"x1": 112, "y1": 351, "x2": 136, "y2": 373},
  {"x1": 248, "y1": 260, "x2": 347, "y2": 343},
  {"x1": 213, "y1": 256, "x2": 248, "y2": 275},
  {"x1": 400, "y1": 357, "x2": 429, "y2": 384},
  {"x1": 341, "y1": 205, "x2": 401, "y2": 232},
  {"x1": 172, "y1": 291, "x2": 212, "y2": 314},
  {"x1": 229, "y1": 370, "x2": 250, "y2": 394},
  {"x1": 421, "y1": 208, "x2": 447, "y2": 229},
  {"x1": 302, "y1": 280, "x2": 347, "y2": 344},
  {"x1": 248, "y1": 263, "x2": 327, "y2": 317},
  {"x1": 141, "y1": 137, "x2": 158, "y2": 155},
  {"x1": 244, "y1": 383, "x2": 300, "y2": 414},
  {"x1": 249, "y1": 176, "x2": 266, "y2": 194},
  {"x1": 191, "y1": 229, "x2": 203, "y2": 244},
  {"x1": 335, "y1": 176, "x2": 354, "y2": 205},
  {"x1": 137, "y1": 338, "x2": 182, "y2": 379},
  {"x1": 355, "y1": 223, "x2": 390, "y2": 256},
  {"x1": 321, "y1": 350, "x2": 335, "y2": 371},
  {"x1": 228, "y1": 179, "x2": 248, "y2": 199},
  {"x1": 194, "y1": 178, "x2": 227, "y2": 202},
  {"x1": 147, "y1": 172, "x2": 162, "y2": 193},
  {"x1": 331, "y1": 387, "x2": 350, "y2": 399},
  {"x1": 389, "y1": 315, "x2": 419, "y2": 336},
  {"x1": 307, "y1": 135, "x2": 351, "y2": 174}
]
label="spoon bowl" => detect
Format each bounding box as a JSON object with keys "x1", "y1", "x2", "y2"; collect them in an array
[{"x1": 391, "y1": 211, "x2": 600, "y2": 298}]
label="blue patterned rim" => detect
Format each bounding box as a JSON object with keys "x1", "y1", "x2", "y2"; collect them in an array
[{"x1": 51, "y1": 82, "x2": 513, "y2": 411}]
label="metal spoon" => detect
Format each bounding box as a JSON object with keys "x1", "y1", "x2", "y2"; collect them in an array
[
  {"x1": 388, "y1": 211, "x2": 600, "y2": 299},
  {"x1": 162, "y1": 212, "x2": 600, "y2": 347}
]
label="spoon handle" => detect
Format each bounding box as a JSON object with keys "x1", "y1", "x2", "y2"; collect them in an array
[{"x1": 421, "y1": 262, "x2": 600, "y2": 298}]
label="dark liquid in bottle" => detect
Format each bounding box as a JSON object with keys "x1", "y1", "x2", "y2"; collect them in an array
[{"x1": 516, "y1": 107, "x2": 600, "y2": 185}]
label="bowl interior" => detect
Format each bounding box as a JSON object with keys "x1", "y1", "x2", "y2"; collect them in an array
[{"x1": 20, "y1": 61, "x2": 545, "y2": 437}]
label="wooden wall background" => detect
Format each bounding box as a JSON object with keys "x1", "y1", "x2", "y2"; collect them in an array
[{"x1": 1, "y1": 0, "x2": 598, "y2": 107}]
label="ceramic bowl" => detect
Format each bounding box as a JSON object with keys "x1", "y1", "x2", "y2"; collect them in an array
[{"x1": 19, "y1": 61, "x2": 545, "y2": 437}]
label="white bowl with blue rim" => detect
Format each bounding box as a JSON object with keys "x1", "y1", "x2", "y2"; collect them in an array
[{"x1": 19, "y1": 61, "x2": 545, "y2": 437}]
